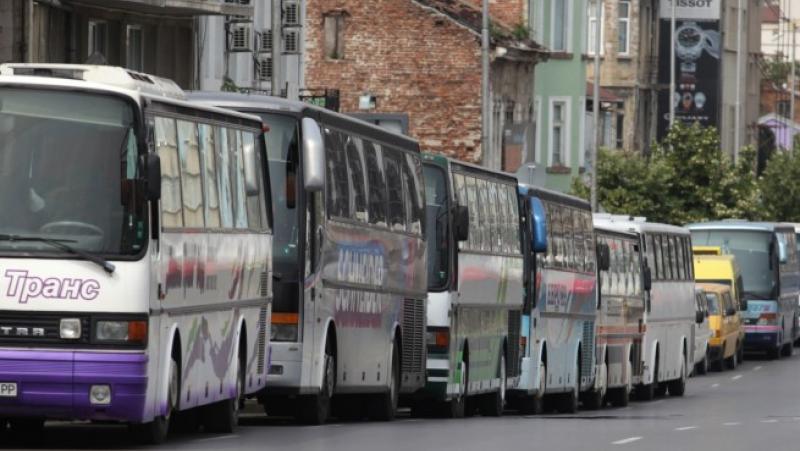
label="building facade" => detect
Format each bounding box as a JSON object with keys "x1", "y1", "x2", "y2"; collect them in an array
[
  {"x1": 526, "y1": 0, "x2": 589, "y2": 192},
  {"x1": 303, "y1": 0, "x2": 545, "y2": 168},
  {"x1": 0, "y1": 0, "x2": 250, "y2": 88}
]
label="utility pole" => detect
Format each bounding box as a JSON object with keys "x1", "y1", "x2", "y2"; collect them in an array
[
  {"x1": 271, "y1": 0, "x2": 282, "y2": 96},
  {"x1": 669, "y1": 0, "x2": 676, "y2": 127},
  {"x1": 481, "y1": 0, "x2": 491, "y2": 168},
  {"x1": 734, "y1": 0, "x2": 743, "y2": 160},
  {"x1": 791, "y1": 19, "x2": 796, "y2": 129},
  {"x1": 591, "y1": 0, "x2": 602, "y2": 213}
]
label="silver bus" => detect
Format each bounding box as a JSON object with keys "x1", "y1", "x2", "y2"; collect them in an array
[
  {"x1": 415, "y1": 154, "x2": 523, "y2": 417},
  {"x1": 188, "y1": 92, "x2": 428, "y2": 423}
]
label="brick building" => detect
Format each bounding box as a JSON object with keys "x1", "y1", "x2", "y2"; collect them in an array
[{"x1": 304, "y1": 0, "x2": 546, "y2": 169}]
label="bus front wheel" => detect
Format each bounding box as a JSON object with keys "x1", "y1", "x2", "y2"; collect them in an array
[
  {"x1": 203, "y1": 353, "x2": 242, "y2": 433},
  {"x1": 298, "y1": 341, "x2": 335, "y2": 425},
  {"x1": 368, "y1": 343, "x2": 399, "y2": 421},
  {"x1": 131, "y1": 356, "x2": 178, "y2": 444}
]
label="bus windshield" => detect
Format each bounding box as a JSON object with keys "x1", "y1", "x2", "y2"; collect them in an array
[
  {"x1": 691, "y1": 230, "x2": 774, "y2": 299},
  {"x1": 423, "y1": 164, "x2": 449, "y2": 290},
  {"x1": 705, "y1": 292, "x2": 721, "y2": 314},
  {"x1": 0, "y1": 87, "x2": 145, "y2": 256}
]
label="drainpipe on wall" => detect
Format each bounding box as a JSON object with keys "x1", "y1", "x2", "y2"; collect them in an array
[{"x1": 481, "y1": 0, "x2": 491, "y2": 168}]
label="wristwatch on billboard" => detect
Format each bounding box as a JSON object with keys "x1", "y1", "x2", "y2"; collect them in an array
[{"x1": 675, "y1": 21, "x2": 704, "y2": 73}]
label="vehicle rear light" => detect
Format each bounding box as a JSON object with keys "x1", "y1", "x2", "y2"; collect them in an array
[
  {"x1": 271, "y1": 313, "x2": 299, "y2": 341},
  {"x1": 426, "y1": 328, "x2": 450, "y2": 350},
  {"x1": 272, "y1": 313, "x2": 299, "y2": 325},
  {"x1": 127, "y1": 321, "x2": 147, "y2": 343},
  {"x1": 758, "y1": 312, "x2": 778, "y2": 325}
]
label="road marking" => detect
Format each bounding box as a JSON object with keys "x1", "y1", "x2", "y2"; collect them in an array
[
  {"x1": 612, "y1": 437, "x2": 642, "y2": 445},
  {"x1": 753, "y1": 366, "x2": 762, "y2": 371},
  {"x1": 195, "y1": 434, "x2": 239, "y2": 442},
  {"x1": 711, "y1": 383, "x2": 720, "y2": 388},
  {"x1": 731, "y1": 375, "x2": 742, "y2": 380},
  {"x1": 761, "y1": 419, "x2": 779, "y2": 423},
  {"x1": 723, "y1": 422, "x2": 741, "y2": 426},
  {"x1": 675, "y1": 426, "x2": 697, "y2": 431}
]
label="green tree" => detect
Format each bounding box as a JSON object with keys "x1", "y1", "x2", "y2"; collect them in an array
[
  {"x1": 760, "y1": 149, "x2": 800, "y2": 221},
  {"x1": 572, "y1": 123, "x2": 761, "y2": 224}
]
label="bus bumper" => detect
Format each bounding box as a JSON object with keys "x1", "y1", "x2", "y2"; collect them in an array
[
  {"x1": 420, "y1": 355, "x2": 450, "y2": 399},
  {"x1": 263, "y1": 341, "x2": 305, "y2": 394},
  {"x1": 744, "y1": 325, "x2": 781, "y2": 350},
  {"x1": 0, "y1": 349, "x2": 147, "y2": 422}
]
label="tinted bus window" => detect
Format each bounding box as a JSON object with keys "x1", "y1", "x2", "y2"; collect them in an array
[
  {"x1": 242, "y1": 131, "x2": 265, "y2": 230},
  {"x1": 199, "y1": 124, "x2": 221, "y2": 228},
  {"x1": 477, "y1": 178, "x2": 490, "y2": 251},
  {"x1": 406, "y1": 153, "x2": 425, "y2": 235},
  {"x1": 325, "y1": 130, "x2": 349, "y2": 219},
  {"x1": 230, "y1": 130, "x2": 249, "y2": 228},
  {"x1": 177, "y1": 120, "x2": 204, "y2": 227},
  {"x1": 652, "y1": 235, "x2": 663, "y2": 280},
  {"x1": 346, "y1": 137, "x2": 368, "y2": 222},
  {"x1": 573, "y1": 209, "x2": 584, "y2": 272},
  {"x1": 155, "y1": 116, "x2": 183, "y2": 228},
  {"x1": 506, "y1": 186, "x2": 521, "y2": 254},
  {"x1": 384, "y1": 150, "x2": 405, "y2": 231},
  {"x1": 424, "y1": 164, "x2": 448, "y2": 290},
  {"x1": 453, "y1": 173, "x2": 467, "y2": 250},
  {"x1": 465, "y1": 176, "x2": 480, "y2": 250},
  {"x1": 363, "y1": 141, "x2": 387, "y2": 226}
]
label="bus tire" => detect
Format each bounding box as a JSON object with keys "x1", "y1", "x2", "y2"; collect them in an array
[
  {"x1": 668, "y1": 354, "x2": 687, "y2": 397},
  {"x1": 203, "y1": 348, "x2": 243, "y2": 433},
  {"x1": 767, "y1": 344, "x2": 780, "y2": 360},
  {"x1": 726, "y1": 345, "x2": 738, "y2": 369},
  {"x1": 481, "y1": 352, "x2": 506, "y2": 416},
  {"x1": 131, "y1": 355, "x2": 178, "y2": 444},
  {"x1": 696, "y1": 351, "x2": 708, "y2": 376},
  {"x1": 583, "y1": 358, "x2": 607, "y2": 410},
  {"x1": 519, "y1": 362, "x2": 546, "y2": 415},
  {"x1": 368, "y1": 343, "x2": 399, "y2": 421},
  {"x1": 443, "y1": 349, "x2": 468, "y2": 418},
  {"x1": 781, "y1": 341, "x2": 794, "y2": 357},
  {"x1": 737, "y1": 342, "x2": 745, "y2": 363},
  {"x1": 637, "y1": 355, "x2": 657, "y2": 401},
  {"x1": 298, "y1": 339, "x2": 335, "y2": 425},
  {"x1": 557, "y1": 354, "x2": 579, "y2": 414}
]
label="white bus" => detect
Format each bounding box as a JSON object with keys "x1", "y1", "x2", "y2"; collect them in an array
[
  {"x1": 188, "y1": 92, "x2": 428, "y2": 424},
  {"x1": 594, "y1": 216, "x2": 695, "y2": 400},
  {"x1": 415, "y1": 154, "x2": 523, "y2": 417},
  {"x1": 0, "y1": 64, "x2": 273, "y2": 443}
]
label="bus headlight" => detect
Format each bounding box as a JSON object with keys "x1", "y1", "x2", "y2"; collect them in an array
[
  {"x1": 95, "y1": 320, "x2": 147, "y2": 343},
  {"x1": 60, "y1": 318, "x2": 82, "y2": 339}
]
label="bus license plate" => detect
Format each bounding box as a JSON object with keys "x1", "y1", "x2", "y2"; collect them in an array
[{"x1": 0, "y1": 383, "x2": 17, "y2": 397}]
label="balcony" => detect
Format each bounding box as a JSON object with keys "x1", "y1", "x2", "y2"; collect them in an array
[{"x1": 62, "y1": 0, "x2": 253, "y2": 17}]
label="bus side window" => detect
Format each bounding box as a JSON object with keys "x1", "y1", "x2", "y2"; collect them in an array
[
  {"x1": 404, "y1": 153, "x2": 424, "y2": 235},
  {"x1": 155, "y1": 116, "x2": 183, "y2": 228},
  {"x1": 632, "y1": 239, "x2": 642, "y2": 295},
  {"x1": 199, "y1": 124, "x2": 221, "y2": 228},
  {"x1": 544, "y1": 202, "x2": 556, "y2": 267},
  {"x1": 572, "y1": 208, "x2": 584, "y2": 272},
  {"x1": 676, "y1": 235, "x2": 686, "y2": 280},
  {"x1": 229, "y1": 129, "x2": 249, "y2": 228},
  {"x1": 506, "y1": 186, "x2": 521, "y2": 254},
  {"x1": 384, "y1": 149, "x2": 405, "y2": 232},
  {"x1": 584, "y1": 211, "x2": 596, "y2": 273},
  {"x1": 345, "y1": 136, "x2": 368, "y2": 222},
  {"x1": 563, "y1": 208, "x2": 575, "y2": 270},
  {"x1": 363, "y1": 141, "x2": 387, "y2": 226},
  {"x1": 465, "y1": 175, "x2": 479, "y2": 251},
  {"x1": 242, "y1": 131, "x2": 264, "y2": 230},
  {"x1": 486, "y1": 181, "x2": 499, "y2": 252},
  {"x1": 494, "y1": 183, "x2": 508, "y2": 253},
  {"x1": 669, "y1": 236, "x2": 679, "y2": 280},
  {"x1": 325, "y1": 129, "x2": 350, "y2": 219},
  {"x1": 453, "y1": 173, "x2": 467, "y2": 250},
  {"x1": 652, "y1": 235, "x2": 663, "y2": 280},
  {"x1": 216, "y1": 127, "x2": 235, "y2": 228},
  {"x1": 476, "y1": 178, "x2": 490, "y2": 252}
]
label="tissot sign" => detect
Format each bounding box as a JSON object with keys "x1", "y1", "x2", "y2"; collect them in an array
[{"x1": 659, "y1": 0, "x2": 720, "y2": 20}]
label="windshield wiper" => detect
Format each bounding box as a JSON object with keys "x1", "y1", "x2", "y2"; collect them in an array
[{"x1": 0, "y1": 234, "x2": 115, "y2": 275}]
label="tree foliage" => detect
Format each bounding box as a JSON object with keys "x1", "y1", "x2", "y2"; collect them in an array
[
  {"x1": 571, "y1": 123, "x2": 761, "y2": 224},
  {"x1": 760, "y1": 148, "x2": 800, "y2": 222}
]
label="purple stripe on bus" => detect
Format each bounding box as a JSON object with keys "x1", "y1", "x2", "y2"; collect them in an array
[{"x1": 0, "y1": 349, "x2": 148, "y2": 422}]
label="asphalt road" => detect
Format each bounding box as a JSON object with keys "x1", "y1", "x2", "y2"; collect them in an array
[{"x1": 3, "y1": 352, "x2": 800, "y2": 451}]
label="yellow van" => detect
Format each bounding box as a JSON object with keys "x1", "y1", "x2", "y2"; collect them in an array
[
  {"x1": 693, "y1": 246, "x2": 722, "y2": 256},
  {"x1": 693, "y1": 253, "x2": 744, "y2": 311},
  {"x1": 698, "y1": 283, "x2": 745, "y2": 371}
]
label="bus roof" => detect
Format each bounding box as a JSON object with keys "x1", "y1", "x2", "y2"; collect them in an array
[
  {"x1": 0, "y1": 65, "x2": 263, "y2": 126},
  {"x1": 694, "y1": 254, "x2": 738, "y2": 278},
  {"x1": 187, "y1": 90, "x2": 419, "y2": 149},
  {"x1": 519, "y1": 183, "x2": 590, "y2": 210},
  {"x1": 686, "y1": 220, "x2": 795, "y2": 233},
  {"x1": 593, "y1": 214, "x2": 690, "y2": 236},
  {"x1": 593, "y1": 221, "x2": 639, "y2": 239}
]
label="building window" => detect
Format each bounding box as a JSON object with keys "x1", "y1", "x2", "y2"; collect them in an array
[
  {"x1": 323, "y1": 12, "x2": 345, "y2": 59},
  {"x1": 618, "y1": 1, "x2": 630, "y2": 55},
  {"x1": 88, "y1": 20, "x2": 108, "y2": 60},
  {"x1": 552, "y1": 0, "x2": 569, "y2": 52},
  {"x1": 549, "y1": 99, "x2": 570, "y2": 166},
  {"x1": 778, "y1": 100, "x2": 791, "y2": 118},
  {"x1": 348, "y1": 113, "x2": 409, "y2": 135},
  {"x1": 126, "y1": 25, "x2": 144, "y2": 72},
  {"x1": 615, "y1": 113, "x2": 624, "y2": 149},
  {"x1": 587, "y1": 0, "x2": 604, "y2": 55}
]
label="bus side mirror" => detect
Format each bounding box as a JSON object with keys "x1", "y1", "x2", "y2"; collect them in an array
[
  {"x1": 597, "y1": 243, "x2": 611, "y2": 272},
  {"x1": 301, "y1": 117, "x2": 325, "y2": 192},
  {"x1": 454, "y1": 205, "x2": 469, "y2": 242},
  {"x1": 145, "y1": 153, "x2": 161, "y2": 201},
  {"x1": 529, "y1": 197, "x2": 548, "y2": 253},
  {"x1": 696, "y1": 310, "x2": 704, "y2": 324},
  {"x1": 726, "y1": 307, "x2": 736, "y2": 317},
  {"x1": 242, "y1": 134, "x2": 260, "y2": 196},
  {"x1": 643, "y1": 266, "x2": 652, "y2": 292}
]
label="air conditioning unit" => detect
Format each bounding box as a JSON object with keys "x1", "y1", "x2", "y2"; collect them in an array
[
  {"x1": 283, "y1": 1, "x2": 300, "y2": 27},
  {"x1": 284, "y1": 29, "x2": 300, "y2": 54},
  {"x1": 230, "y1": 24, "x2": 252, "y2": 52},
  {"x1": 260, "y1": 29, "x2": 272, "y2": 53},
  {"x1": 257, "y1": 57, "x2": 273, "y2": 81}
]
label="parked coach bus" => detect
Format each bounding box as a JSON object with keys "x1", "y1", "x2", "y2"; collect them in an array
[
  {"x1": 507, "y1": 186, "x2": 602, "y2": 414},
  {"x1": 0, "y1": 64, "x2": 274, "y2": 443},
  {"x1": 188, "y1": 92, "x2": 428, "y2": 424},
  {"x1": 594, "y1": 216, "x2": 694, "y2": 400},
  {"x1": 416, "y1": 154, "x2": 523, "y2": 417},
  {"x1": 593, "y1": 222, "x2": 645, "y2": 407},
  {"x1": 688, "y1": 221, "x2": 800, "y2": 359}
]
